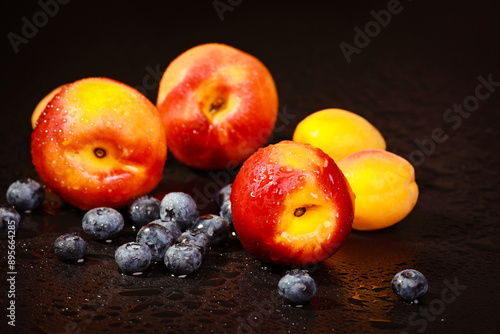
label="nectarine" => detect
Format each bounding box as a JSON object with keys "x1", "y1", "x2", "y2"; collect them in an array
[
  {"x1": 157, "y1": 43, "x2": 278, "y2": 169},
  {"x1": 231, "y1": 141, "x2": 355, "y2": 266},
  {"x1": 31, "y1": 77, "x2": 167, "y2": 210},
  {"x1": 32, "y1": 85, "x2": 64, "y2": 129}
]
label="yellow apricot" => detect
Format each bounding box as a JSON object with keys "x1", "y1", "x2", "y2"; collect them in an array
[
  {"x1": 293, "y1": 108, "x2": 386, "y2": 163},
  {"x1": 338, "y1": 149, "x2": 418, "y2": 231}
]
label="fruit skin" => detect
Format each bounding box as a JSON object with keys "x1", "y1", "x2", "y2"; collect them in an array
[
  {"x1": 293, "y1": 108, "x2": 386, "y2": 163},
  {"x1": 32, "y1": 85, "x2": 64, "y2": 129},
  {"x1": 0, "y1": 205, "x2": 21, "y2": 238},
  {"x1": 338, "y1": 149, "x2": 418, "y2": 231},
  {"x1": 115, "y1": 242, "x2": 152, "y2": 274},
  {"x1": 217, "y1": 184, "x2": 233, "y2": 226},
  {"x1": 230, "y1": 141, "x2": 355, "y2": 267},
  {"x1": 160, "y1": 192, "x2": 198, "y2": 230},
  {"x1": 54, "y1": 233, "x2": 87, "y2": 262},
  {"x1": 278, "y1": 269, "x2": 317, "y2": 305},
  {"x1": 164, "y1": 243, "x2": 203, "y2": 275},
  {"x1": 153, "y1": 219, "x2": 182, "y2": 240},
  {"x1": 219, "y1": 200, "x2": 233, "y2": 227},
  {"x1": 216, "y1": 183, "x2": 232, "y2": 206},
  {"x1": 82, "y1": 207, "x2": 124, "y2": 240},
  {"x1": 128, "y1": 196, "x2": 161, "y2": 228},
  {"x1": 136, "y1": 222, "x2": 174, "y2": 262},
  {"x1": 31, "y1": 77, "x2": 167, "y2": 210},
  {"x1": 392, "y1": 269, "x2": 428, "y2": 302},
  {"x1": 157, "y1": 43, "x2": 278, "y2": 169},
  {"x1": 189, "y1": 214, "x2": 230, "y2": 246},
  {"x1": 6, "y1": 178, "x2": 45, "y2": 212},
  {"x1": 177, "y1": 230, "x2": 210, "y2": 259}
]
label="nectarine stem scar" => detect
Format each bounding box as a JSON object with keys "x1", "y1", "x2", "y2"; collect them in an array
[
  {"x1": 294, "y1": 207, "x2": 306, "y2": 217},
  {"x1": 210, "y1": 97, "x2": 225, "y2": 113},
  {"x1": 94, "y1": 148, "x2": 106, "y2": 158}
]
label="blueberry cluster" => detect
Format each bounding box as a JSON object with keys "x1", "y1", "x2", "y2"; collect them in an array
[
  {"x1": 46, "y1": 182, "x2": 427, "y2": 308},
  {"x1": 114, "y1": 191, "x2": 230, "y2": 275}
]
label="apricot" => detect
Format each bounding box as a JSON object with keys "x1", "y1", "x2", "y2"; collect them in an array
[
  {"x1": 337, "y1": 149, "x2": 418, "y2": 231},
  {"x1": 293, "y1": 108, "x2": 386, "y2": 162}
]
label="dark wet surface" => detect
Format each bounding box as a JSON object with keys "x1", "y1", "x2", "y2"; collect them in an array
[{"x1": 2, "y1": 1, "x2": 500, "y2": 333}]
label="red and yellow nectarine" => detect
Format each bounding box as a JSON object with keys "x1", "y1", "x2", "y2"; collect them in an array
[
  {"x1": 31, "y1": 77, "x2": 167, "y2": 210},
  {"x1": 157, "y1": 43, "x2": 278, "y2": 170},
  {"x1": 32, "y1": 85, "x2": 64, "y2": 129},
  {"x1": 230, "y1": 141, "x2": 355, "y2": 267}
]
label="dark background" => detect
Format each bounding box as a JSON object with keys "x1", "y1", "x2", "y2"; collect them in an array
[{"x1": 2, "y1": 1, "x2": 500, "y2": 333}]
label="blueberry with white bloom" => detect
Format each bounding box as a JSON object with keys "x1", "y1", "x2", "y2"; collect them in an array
[
  {"x1": 115, "y1": 242, "x2": 152, "y2": 274},
  {"x1": 0, "y1": 205, "x2": 21, "y2": 238},
  {"x1": 82, "y1": 207, "x2": 124, "y2": 240},
  {"x1": 278, "y1": 269, "x2": 317, "y2": 305},
  {"x1": 219, "y1": 200, "x2": 233, "y2": 226},
  {"x1": 6, "y1": 178, "x2": 45, "y2": 212},
  {"x1": 128, "y1": 195, "x2": 161, "y2": 227},
  {"x1": 189, "y1": 214, "x2": 229, "y2": 246},
  {"x1": 164, "y1": 243, "x2": 202, "y2": 275},
  {"x1": 392, "y1": 269, "x2": 428, "y2": 302},
  {"x1": 216, "y1": 183, "x2": 232, "y2": 206},
  {"x1": 160, "y1": 192, "x2": 198, "y2": 230},
  {"x1": 152, "y1": 219, "x2": 182, "y2": 240},
  {"x1": 54, "y1": 233, "x2": 87, "y2": 262},
  {"x1": 136, "y1": 222, "x2": 174, "y2": 262},
  {"x1": 177, "y1": 230, "x2": 210, "y2": 259}
]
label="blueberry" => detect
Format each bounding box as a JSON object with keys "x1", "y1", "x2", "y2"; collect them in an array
[
  {"x1": 128, "y1": 195, "x2": 161, "y2": 227},
  {"x1": 6, "y1": 178, "x2": 45, "y2": 212},
  {"x1": 82, "y1": 207, "x2": 124, "y2": 240},
  {"x1": 0, "y1": 205, "x2": 21, "y2": 238},
  {"x1": 54, "y1": 233, "x2": 87, "y2": 262},
  {"x1": 219, "y1": 200, "x2": 233, "y2": 226},
  {"x1": 160, "y1": 192, "x2": 198, "y2": 230},
  {"x1": 164, "y1": 243, "x2": 202, "y2": 275},
  {"x1": 278, "y1": 269, "x2": 317, "y2": 305},
  {"x1": 177, "y1": 230, "x2": 210, "y2": 259},
  {"x1": 392, "y1": 269, "x2": 428, "y2": 302},
  {"x1": 189, "y1": 214, "x2": 229, "y2": 246},
  {"x1": 115, "y1": 242, "x2": 152, "y2": 274},
  {"x1": 136, "y1": 223, "x2": 174, "y2": 262},
  {"x1": 152, "y1": 219, "x2": 182, "y2": 240},
  {"x1": 216, "y1": 183, "x2": 232, "y2": 206}
]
